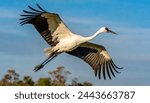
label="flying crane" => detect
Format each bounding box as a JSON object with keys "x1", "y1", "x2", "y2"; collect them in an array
[{"x1": 20, "y1": 4, "x2": 122, "y2": 80}]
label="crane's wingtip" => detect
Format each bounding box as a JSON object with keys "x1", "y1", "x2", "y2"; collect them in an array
[
  {"x1": 120, "y1": 67, "x2": 124, "y2": 69},
  {"x1": 36, "y1": 4, "x2": 46, "y2": 12},
  {"x1": 111, "y1": 61, "x2": 123, "y2": 69}
]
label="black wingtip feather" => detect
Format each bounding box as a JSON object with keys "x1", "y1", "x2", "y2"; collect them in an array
[
  {"x1": 95, "y1": 70, "x2": 97, "y2": 77},
  {"x1": 110, "y1": 61, "x2": 121, "y2": 74},
  {"x1": 108, "y1": 62, "x2": 116, "y2": 78},
  {"x1": 106, "y1": 62, "x2": 111, "y2": 80},
  {"x1": 19, "y1": 19, "x2": 31, "y2": 25},
  {"x1": 20, "y1": 14, "x2": 36, "y2": 17},
  {"x1": 23, "y1": 10, "x2": 40, "y2": 14},
  {"x1": 112, "y1": 61, "x2": 123, "y2": 69},
  {"x1": 98, "y1": 65, "x2": 101, "y2": 79},
  {"x1": 94, "y1": 64, "x2": 99, "y2": 77},
  {"x1": 102, "y1": 63, "x2": 106, "y2": 80},
  {"x1": 20, "y1": 4, "x2": 47, "y2": 25},
  {"x1": 36, "y1": 4, "x2": 46, "y2": 12},
  {"x1": 28, "y1": 5, "x2": 42, "y2": 12},
  {"x1": 19, "y1": 17, "x2": 33, "y2": 20}
]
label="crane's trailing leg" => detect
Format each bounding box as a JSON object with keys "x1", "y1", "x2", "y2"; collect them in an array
[
  {"x1": 34, "y1": 47, "x2": 60, "y2": 72},
  {"x1": 33, "y1": 53, "x2": 58, "y2": 72}
]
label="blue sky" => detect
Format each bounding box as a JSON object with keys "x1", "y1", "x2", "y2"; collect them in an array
[{"x1": 0, "y1": 0, "x2": 150, "y2": 85}]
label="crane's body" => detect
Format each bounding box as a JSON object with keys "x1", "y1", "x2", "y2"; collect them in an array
[
  {"x1": 20, "y1": 4, "x2": 122, "y2": 80},
  {"x1": 49, "y1": 34, "x2": 84, "y2": 52},
  {"x1": 45, "y1": 29, "x2": 107, "y2": 56}
]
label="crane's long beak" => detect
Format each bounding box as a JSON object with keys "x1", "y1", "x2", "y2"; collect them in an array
[{"x1": 108, "y1": 29, "x2": 118, "y2": 35}]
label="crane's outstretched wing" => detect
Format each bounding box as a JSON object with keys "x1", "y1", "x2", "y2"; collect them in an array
[
  {"x1": 20, "y1": 4, "x2": 73, "y2": 46},
  {"x1": 67, "y1": 42, "x2": 122, "y2": 80}
]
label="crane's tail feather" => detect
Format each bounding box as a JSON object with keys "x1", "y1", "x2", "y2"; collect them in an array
[{"x1": 44, "y1": 47, "x2": 52, "y2": 57}]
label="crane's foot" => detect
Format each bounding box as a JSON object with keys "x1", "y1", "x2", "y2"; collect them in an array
[{"x1": 33, "y1": 64, "x2": 44, "y2": 72}]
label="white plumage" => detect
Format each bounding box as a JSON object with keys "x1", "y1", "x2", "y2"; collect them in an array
[{"x1": 20, "y1": 4, "x2": 122, "y2": 80}]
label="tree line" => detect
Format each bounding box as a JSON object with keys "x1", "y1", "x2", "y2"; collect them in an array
[{"x1": 0, "y1": 66, "x2": 92, "y2": 86}]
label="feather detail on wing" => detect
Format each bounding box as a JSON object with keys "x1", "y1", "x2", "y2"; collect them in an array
[
  {"x1": 67, "y1": 42, "x2": 122, "y2": 80},
  {"x1": 20, "y1": 4, "x2": 73, "y2": 46}
]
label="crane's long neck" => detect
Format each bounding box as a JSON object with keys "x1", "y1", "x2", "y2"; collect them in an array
[{"x1": 83, "y1": 29, "x2": 103, "y2": 42}]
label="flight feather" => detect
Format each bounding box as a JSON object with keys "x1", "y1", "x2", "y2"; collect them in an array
[
  {"x1": 67, "y1": 42, "x2": 122, "y2": 80},
  {"x1": 20, "y1": 4, "x2": 73, "y2": 46}
]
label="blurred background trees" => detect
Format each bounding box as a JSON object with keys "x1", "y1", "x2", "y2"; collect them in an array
[{"x1": 0, "y1": 66, "x2": 92, "y2": 86}]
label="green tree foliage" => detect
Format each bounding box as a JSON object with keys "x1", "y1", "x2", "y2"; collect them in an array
[
  {"x1": 36, "y1": 78, "x2": 51, "y2": 86},
  {"x1": 0, "y1": 67, "x2": 92, "y2": 86}
]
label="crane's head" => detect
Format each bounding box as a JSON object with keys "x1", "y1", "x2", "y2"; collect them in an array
[{"x1": 97, "y1": 27, "x2": 117, "y2": 35}]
